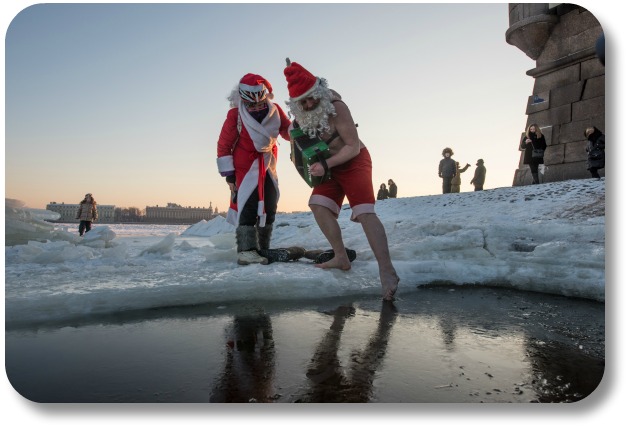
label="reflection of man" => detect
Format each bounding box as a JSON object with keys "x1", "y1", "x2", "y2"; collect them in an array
[
  {"x1": 298, "y1": 302, "x2": 398, "y2": 402},
  {"x1": 283, "y1": 59, "x2": 399, "y2": 300},
  {"x1": 209, "y1": 314, "x2": 275, "y2": 403}
]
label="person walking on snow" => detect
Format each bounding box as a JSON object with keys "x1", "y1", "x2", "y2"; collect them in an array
[
  {"x1": 76, "y1": 193, "x2": 98, "y2": 236},
  {"x1": 216, "y1": 73, "x2": 292, "y2": 265}
]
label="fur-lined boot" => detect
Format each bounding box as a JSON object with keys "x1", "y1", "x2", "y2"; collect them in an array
[{"x1": 236, "y1": 225, "x2": 267, "y2": 265}]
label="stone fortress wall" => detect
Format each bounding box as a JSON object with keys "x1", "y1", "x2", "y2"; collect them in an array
[{"x1": 506, "y1": 3, "x2": 604, "y2": 185}]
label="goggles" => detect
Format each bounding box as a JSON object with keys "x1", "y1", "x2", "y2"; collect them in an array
[{"x1": 239, "y1": 88, "x2": 267, "y2": 103}]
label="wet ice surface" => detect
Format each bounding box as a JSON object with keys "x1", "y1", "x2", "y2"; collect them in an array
[{"x1": 6, "y1": 286, "x2": 604, "y2": 403}]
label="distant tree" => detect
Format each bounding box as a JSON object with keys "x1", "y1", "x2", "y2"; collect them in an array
[{"x1": 115, "y1": 207, "x2": 145, "y2": 222}]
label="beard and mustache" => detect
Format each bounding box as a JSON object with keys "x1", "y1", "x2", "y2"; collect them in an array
[{"x1": 286, "y1": 85, "x2": 337, "y2": 139}]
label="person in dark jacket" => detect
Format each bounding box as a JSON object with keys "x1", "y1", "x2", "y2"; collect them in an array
[
  {"x1": 520, "y1": 124, "x2": 547, "y2": 184},
  {"x1": 438, "y1": 147, "x2": 456, "y2": 194},
  {"x1": 470, "y1": 159, "x2": 486, "y2": 191},
  {"x1": 387, "y1": 179, "x2": 397, "y2": 198},
  {"x1": 377, "y1": 183, "x2": 389, "y2": 200},
  {"x1": 584, "y1": 127, "x2": 605, "y2": 179}
]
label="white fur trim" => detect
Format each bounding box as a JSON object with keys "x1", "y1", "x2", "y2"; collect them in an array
[
  {"x1": 308, "y1": 194, "x2": 341, "y2": 217},
  {"x1": 226, "y1": 208, "x2": 238, "y2": 227},
  {"x1": 217, "y1": 156, "x2": 235, "y2": 175},
  {"x1": 350, "y1": 204, "x2": 376, "y2": 222},
  {"x1": 291, "y1": 78, "x2": 320, "y2": 102},
  {"x1": 239, "y1": 82, "x2": 265, "y2": 92},
  {"x1": 257, "y1": 201, "x2": 266, "y2": 227},
  {"x1": 231, "y1": 153, "x2": 278, "y2": 227}
]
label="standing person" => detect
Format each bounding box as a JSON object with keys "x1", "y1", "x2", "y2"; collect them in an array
[
  {"x1": 584, "y1": 127, "x2": 605, "y2": 179},
  {"x1": 75, "y1": 193, "x2": 98, "y2": 236},
  {"x1": 470, "y1": 159, "x2": 486, "y2": 191},
  {"x1": 520, "y1": 124, "x2": 547, "y2": 184},
  {"x1": 387, "y1": 179, "x2": 397, "y2": 198},
  {"x1": 450, "y1": 161, "x2": 471, "y2": 193},
  {"x1": 376, "y1": 183, "x2": 389, "y2": 201},
  {"x1": 438, "y1": 147, "x2": 456, "y2": 194},
  {"x1": 283, "y1": 59, "x2": 399, "y2": 301},
  {"x1": 216, "y1": 73, "x2": 292, "y2": 265}
]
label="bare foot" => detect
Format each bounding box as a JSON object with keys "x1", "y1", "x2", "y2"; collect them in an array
[
  {"x1": 314, "y1": 255, "x2": 352, "y2": 271},
  {"x1": 381, "y1": 271, "x2": 400, "y2": 301}
]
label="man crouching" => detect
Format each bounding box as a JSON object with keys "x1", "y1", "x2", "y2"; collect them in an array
[{"x1": 283, "y1": 59, "x2": 399, "y2": 300}]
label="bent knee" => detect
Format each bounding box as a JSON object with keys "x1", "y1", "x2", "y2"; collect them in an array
[{"x1": 355, "y1": 212, "x2": 377, "y2": 223}]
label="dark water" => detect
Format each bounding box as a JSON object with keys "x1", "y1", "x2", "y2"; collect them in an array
[{"x1": 5, "y1": 285, "x2": 604, "y2": 403}]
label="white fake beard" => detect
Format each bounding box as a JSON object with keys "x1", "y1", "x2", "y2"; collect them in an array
[{"x1": 289, "y1": 97, "x2": 336, "y2": 139}]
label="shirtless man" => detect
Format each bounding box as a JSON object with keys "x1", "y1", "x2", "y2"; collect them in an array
[{"x1": 283, "y1": 59, "x2": 399, "y2": 300}]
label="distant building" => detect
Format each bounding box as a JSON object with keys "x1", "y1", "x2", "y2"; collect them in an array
[
  {"x1": 145, "y1": 202, "x2": 216, "y2": 224},
  {"x1": 45, "y1": 202, "x2": 116, "y2": 223}
]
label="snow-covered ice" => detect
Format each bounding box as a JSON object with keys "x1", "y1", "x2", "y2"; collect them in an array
[{"x1": 4, "y1": 178, "x2": 605, "y2": 326}]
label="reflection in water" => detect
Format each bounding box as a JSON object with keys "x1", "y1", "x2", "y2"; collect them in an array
[
  {"x1": 296, "y1": 301, "x2": 398, "y2": 403},
  {"x1": 203, "y1": 287, "x2": 603, "y2": 403},
  {"x1": 209, "y1": 302, "x2": 398, "y2": 403},
  {"x1": 438, "y1": 318, "x2": 457, "y2": 351},
  {"x1": 525, "y1": 339, "x2": 605, "y2": 403},
  {"x1": 5, "y1": 287, "x2": 603, "y2": 403},
  {"x1": 209, "y1": 313, "x2": 275, "y2": 403}
]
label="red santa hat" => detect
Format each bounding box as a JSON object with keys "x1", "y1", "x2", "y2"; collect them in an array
[
  {"x1": 284, "y1": 58, "x2": 320, "y2": 101},
  {"x1": 239, "y1": 73, "x2": 273, "y2": 102}
]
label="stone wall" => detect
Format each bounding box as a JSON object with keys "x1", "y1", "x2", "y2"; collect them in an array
[{"x1": 506, "y1": 4, "x2": 604, "y2": 185}]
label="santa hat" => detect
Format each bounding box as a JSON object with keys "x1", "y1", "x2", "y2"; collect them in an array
[
  {"x1": 239, "y1": 73, "x2": 273, "y2": 102},
  {"x1": 284, "y1": 58, "x2": 320, "y2": 101}
]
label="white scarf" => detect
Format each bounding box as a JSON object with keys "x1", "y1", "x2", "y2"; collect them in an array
[
  {"x1": 238, "y1": 100, "x2": 280, "y2": 153},
  {"x1": 234, "y1": 100, "x2": 282, "y2": 227}
]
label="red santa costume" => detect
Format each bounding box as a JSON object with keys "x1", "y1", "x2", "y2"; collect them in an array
[
  {"x1": 216, "y1": 74, "x2": 291, "y2": 265},
  {"x1": 283, "y1": 60, "x2": 376, "y2": 222}
]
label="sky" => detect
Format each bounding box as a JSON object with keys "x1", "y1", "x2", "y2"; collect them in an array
[{"x1": 4, "y1": 0, "x2": 600, "y2": 213}]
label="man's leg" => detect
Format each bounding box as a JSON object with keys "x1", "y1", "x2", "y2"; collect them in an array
[
  {"x1": 356, "y1": 213, "x2": 399, "y2": 300},
  {"x1": 442, "y1": 177, "x2": 452, "y2": 194},
  {"x1": 310, "y1": 204, "x2": 351, "y2": 270}
]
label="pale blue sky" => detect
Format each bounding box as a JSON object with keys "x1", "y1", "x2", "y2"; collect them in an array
[{"x1": 2, "y1": 1, "x2": 611, "y2": 212}]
